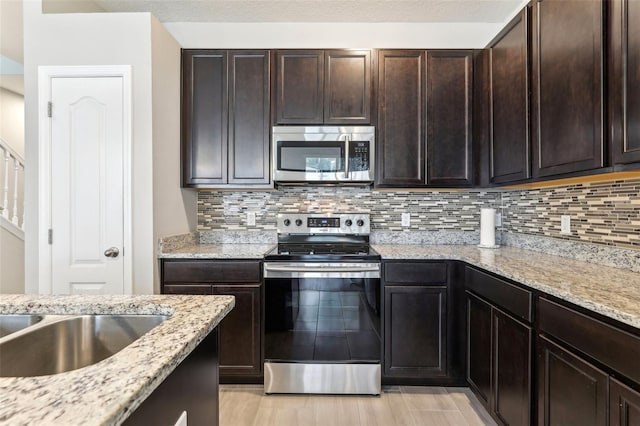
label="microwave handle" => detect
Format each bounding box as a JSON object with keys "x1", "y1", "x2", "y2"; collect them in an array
[{"x1": 344, "y1": 135, "x2": 350, "y2": 179}]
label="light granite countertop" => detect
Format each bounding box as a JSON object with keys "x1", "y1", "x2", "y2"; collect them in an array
[
  {"x1": 373, "y1": 244, "x2": 640, "y2": 329},
  {"x1": 158, "y1": 242, "x2": 275, "y2": 259},
  {"x1": 0, "y1": 294, "x2": 235, "y2": 426}
]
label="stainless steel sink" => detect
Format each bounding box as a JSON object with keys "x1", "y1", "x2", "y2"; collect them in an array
[
  {"x1": 0, "y1": 315, "x2": 167, "y2": 377},
  {"x1": 0, "y1": 314, "x2": 44, "y2": 338}
]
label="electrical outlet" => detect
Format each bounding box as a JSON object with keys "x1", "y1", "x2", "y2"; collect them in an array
[
  {"x1": 560, "y1": 215, "x2": 571, "y2": 234},
  {"x1": 495, "y1": 212, "x2": 502, "y2": 227},
  {"x1": 246, "y1": 212, "x2": 256, "y2": 226},
  {"x1": 401, "y1": 212, "x2": 411, "y2": 227}
]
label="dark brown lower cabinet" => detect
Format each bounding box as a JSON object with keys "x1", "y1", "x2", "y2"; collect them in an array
[
  {"x1": 211, "y1": 284, "x2": 262, "y2": 380},
  {"x1": 493, "y1": 309, "x2": 532, "y2": 426},
  {"x1": 466, "y1": 291, "x2": 532, "y2": 426},
  {"x1": 384, "y1": 285, "x2": 447, "y2": 378},
  {"x1": 123, "y1": 328, "x2": 219, "y2": 426},
  {"x1": 611, "y1": 378, "x2": 640, "y2": 426},
  {"x1": 537, "y1": 335, "x2": 608, "y2": 426},
  {"x1": 467, "y1": 292, "x2": 492, "y2": 405},
  {"x1": 160, "y1": 260, "x2": 263, "y2": 383}
]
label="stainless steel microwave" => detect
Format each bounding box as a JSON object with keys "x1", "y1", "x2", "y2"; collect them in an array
[{"x1": 272, "y1": 126, "x2": 375, "y2": 184}]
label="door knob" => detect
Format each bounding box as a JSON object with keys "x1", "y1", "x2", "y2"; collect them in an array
[{"x1": 104, "y1": 247, "x2": 120, "y2": 258}]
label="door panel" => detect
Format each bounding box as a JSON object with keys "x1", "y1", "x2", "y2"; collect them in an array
[
  {"x1": 610, "y1": 378, "x2": 640, "y2": 426},
  {"x1": 467, "y1": 292, "x2": 492, "y2": 405},
  {"x1": 182, "y1": 50, "x2": 228, "y2": 185},
  {"x1": 51, "y1": 76, "x2": 124, "y2": 294},
  {"x1": 228, "y1": 51, "x2": 271, "y2": 184},
  {"x1": 493, "y1": 309, "x2": 532, "y2": 426},
  {"x1": 276, "y1": 51, "x2": 324, "y2": 124},
  {"x1": 610, "y1": 0, "x2": 640, "y2": 165},
  {"x1": 324, "y1": 50, "x2": 371, "y2": 124},
  {"x1": 426, "y1": 51, "x2": 473, "y2": 186},
  {"x1": 537, "y1": 335, "x2": 608, "y2": 426},
  {"x1": 532, "y1": 0, "x2": 604, "y2": 177},
  {"x1": 384, "y1": 285, "x2": 447, "y2": 377},
  {"x1": 377, "y1": 50, "x2": 425, "y2": 186}
]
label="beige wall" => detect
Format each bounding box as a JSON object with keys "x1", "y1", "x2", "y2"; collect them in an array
[
  {"x1": 0, "y1": 88, "x2": 25, "y2": 158},
  {"x1": 0, "y1": 224, "x2": 25, "y2": 294},
  {"x1": 150, "y1": 16, "x2": 197, "y2": 292}
]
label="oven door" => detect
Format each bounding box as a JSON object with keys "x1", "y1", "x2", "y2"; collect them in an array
[{"x1": 263, "y1": 262, "x2": 381, "y2": 394}]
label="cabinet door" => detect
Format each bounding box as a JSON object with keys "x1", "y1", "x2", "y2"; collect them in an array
[
  {"x1": 182, "y1": 50, "x2": 228, "y2": 186},
  {"x1": 467, "y1": 292, "x2": 492, "y2": 406},
  {"x1": 211, "y1": 284, "x2": 262, "y2": 379},
  {"x1": 377, "y1": 50, "x2": 425, "y2": 187},
  {"x1": 384, "y1": 285, "x2": 447, "y2": 378},
  {"x1": 324, "y1": 50, "x2": 371, "y2": 124},
  {"x1": 276, "y1": 50, "x2": 324, "y2": 124},
  {"x1": 610, "y1": 0, "x2": 640, "y2": 165},
  {"x1": 531, "y1": 0, "x2": 605, "y2": 177},
  {"x1": 610, "y1": 378, "x2": 640, "y2": 426},
  {"x1": 537, "y1": 335, "x2": 608, "y2": 426},
  {"x1": 488, "y1": 9, "x2": 531, "y2": 184},
  {"x1": 426, "y1": 51, "x2": 474, "y2": 187},
  {"x1": 493, "y1": 309, "x2": 532, "y2": 426},
  {"x1": 228, "y1": 51, "x2": 271, "y2": 185}
]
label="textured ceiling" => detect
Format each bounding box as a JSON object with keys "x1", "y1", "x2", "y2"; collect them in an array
[{"x1": 90, "y1": 0, "x2": 524, "y2": 23}]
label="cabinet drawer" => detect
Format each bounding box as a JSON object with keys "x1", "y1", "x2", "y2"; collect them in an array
[
  {"x1": 465, "y1": 267, "x2": 533, "y2": 323},
  {"x1": 538, "y1": 297, "x2": 640, "y2": 385},
  {"x1": 162, "y1": 284, "x2": 213, "y2": 295},
  {"x1": 384, "y1": 262, "x2": 448, "y2": 284},
  {"x1": 163, "y1": 260, "x2": 261, "y2": 283}
]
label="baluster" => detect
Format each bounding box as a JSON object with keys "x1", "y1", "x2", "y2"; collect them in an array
[
  {"x1": 12, "y1": 157, "x2": 20, "y2": 227},
  {"x1": 2, "y1": 148, "x2": 9, "y2": 219}
]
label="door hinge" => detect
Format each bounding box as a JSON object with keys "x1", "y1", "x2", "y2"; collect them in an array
[
  {"x1": 47, "y1": 102, "x2": 52, "y2": 118},
  {"x1": 48, "y1": 229, "x2": 53, "y2": 244}
]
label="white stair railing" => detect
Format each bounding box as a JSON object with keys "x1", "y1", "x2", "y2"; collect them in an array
[{"x1": 0, "y1": 137, "x2": 24, "y2": 233}]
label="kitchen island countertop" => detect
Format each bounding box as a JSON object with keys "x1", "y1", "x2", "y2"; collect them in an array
[
  {"x1": 373, "y1": 244, "x2": 640, "y2": 330},
  {"x1": 0, "y1": 294, "x2": 234, "y2": 426}
]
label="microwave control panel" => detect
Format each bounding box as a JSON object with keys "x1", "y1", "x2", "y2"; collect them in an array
[{"x1": 349, "y1": 141, "x2": 370, "y2": 171}]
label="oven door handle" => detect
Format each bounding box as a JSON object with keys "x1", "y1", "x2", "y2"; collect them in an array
[
  {"x1": 264, "y1": 265, "x2": 379, "y2": 273},
  {"x1": 264, "y1": 263, "x2": 381, "y2": 279}
]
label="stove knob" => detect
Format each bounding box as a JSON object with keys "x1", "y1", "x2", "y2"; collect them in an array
[
  {"x1": 283, "y1": 219, "x2": 291, "y2": 226},
  {"x1": 345, "y1": 219, "x2": 353, "y2": 227},
  {"x1": 357, "y1": 219, "x2": 365, "y2": 227},
  {"x1": 295, "y1": 219, "x2": 303, "y2": 226}
]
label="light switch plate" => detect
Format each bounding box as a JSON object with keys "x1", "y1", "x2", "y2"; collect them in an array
[
  {"x1": 401, "y1": 212, "x2": 410, "y2": 227},
  {"x1": 247, "y1": 212, "x2": 256, "y2": 226},
  {"x1": 560, "y1": 215, "x2": 571, "y2": 234},
  {"x1": 495, "y1": 212, "x2": 502, "y2": 227}
]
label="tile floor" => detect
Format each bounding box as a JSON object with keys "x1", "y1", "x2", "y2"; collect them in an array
[{"x1": 219, "y1": 385, "x2": 497, "y2": 426}]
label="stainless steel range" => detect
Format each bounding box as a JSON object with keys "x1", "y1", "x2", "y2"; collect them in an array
[{"x1": 263, "y1": 213, "x2": 381, "y2": 395}]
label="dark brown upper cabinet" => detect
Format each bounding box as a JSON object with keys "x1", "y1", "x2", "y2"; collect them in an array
[
  {"x1": 487, "y1": 8, "x2": 531, "y2": 184},
  {"x1": 609, "y1": 0, "x2": 640, "y2": 167},
  {"x1": 531, "y1": 0, "x2": 605, "y2": 178},
  {"x1": 426, "y1": 51, "x2": 474, "y2": 187},
  {"x1": 377, "y1": 50, "x2": 474, "y2": 188},
  {"x1": 182, "y1": 50, "x2": 271, "y2": 188},
  {"x1": 182, "y1": 50, "x2": 227, "y2": 186},
  {"x1": 324, "y1": 50, "x2": 371, "y2": 124},
  {"x1": 276, "y1": 50, "x2": 371, "y2": 124},
  {"x1": 275, "y1": 50, "x2": 324, "y2": 124},
  {"x1": 376, "y1": 50, "x2": 426, "y2": 187}
]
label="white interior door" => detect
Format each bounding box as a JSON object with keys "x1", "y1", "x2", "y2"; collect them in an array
[{"x1": 50, "y1": 76, "x2": 125, "y2": 294}]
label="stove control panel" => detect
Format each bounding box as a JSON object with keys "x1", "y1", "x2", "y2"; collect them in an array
[{"x1": 277, "y1": 213, "x2": 370, "y2": 235}]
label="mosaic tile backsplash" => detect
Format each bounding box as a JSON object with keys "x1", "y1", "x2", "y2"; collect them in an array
[
  {"x1": 198, "y1": 187, "x2": 500, "y2": 233},
  {"x1": 197, "y1": 177, "x2": 640, "y2": 250},
  {"x1": 500, "y1": 178, "x2": 640, "y2": 249}
]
